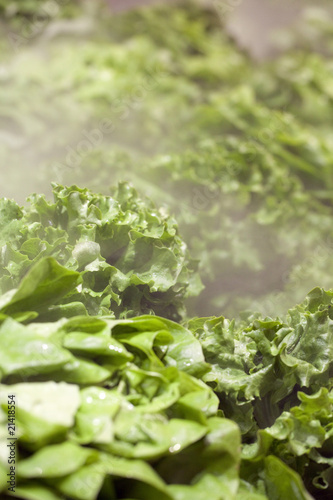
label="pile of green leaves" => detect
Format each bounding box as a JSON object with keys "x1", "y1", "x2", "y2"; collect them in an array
[
  {"x1": 0, "y1": 183, "x2": 202, "y2": 321},
  {"x1": 0, "y1": 257, "x2": 236, "y2": 500},
  {"x1": 0, "y1": 0, "x2": 250, "y2": 200},
  {"x1": 127, "y1": 131, "x2": 333, "y2": 317},
  {"x1": 1, "y1": 0, "x2": 333, "y2": 319},
  {"x1": 1, "y1": 2, "x2": 333, "y2": 498},
  {"x1": 66, "y1": 128, "x2": 333, "y2": 317},
  {"x1": 0, "y1": 258, "x2": 321, "y2": 500},
  {"x1": 187, "y1": 287, "x2": 333, "y2": 499},
  {"x1": 16, "y1": 1, "x2": 331, "y2": 317}
]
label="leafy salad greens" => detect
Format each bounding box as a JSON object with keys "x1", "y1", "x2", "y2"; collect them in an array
[
  {"x1": 188, "y1": 288, "x2": 333, "y2": 498},
  {"x1": 2, "y1": 0, "x2": 332, "y2": 316},
  {"x1": 0, "y1": 183, "x2": 201, "y2": 320},
  {"x1": 1, "y1": 1, "x2": 333, "y2": 499},
  {"x1": 1, "y1": 258, "x2": 330, "y2": 500}
]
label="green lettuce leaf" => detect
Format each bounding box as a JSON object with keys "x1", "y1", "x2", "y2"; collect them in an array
[{"x1": 0, "y1": 184, "x2": 202, "y2": 321}]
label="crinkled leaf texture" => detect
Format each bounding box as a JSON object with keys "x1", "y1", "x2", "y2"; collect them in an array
[
  {"x1": 0, "y1": 263, "x2": 326, "y2": 499},
  {"x1": 0, "y1": 261, "x2": 242, "y2": 500},
  {"x1": 0, "y1": 184, "x2": 202, "y2": 321},
  {"x1": 188, "y1": 287, "x2": 333, "y2": 498}
]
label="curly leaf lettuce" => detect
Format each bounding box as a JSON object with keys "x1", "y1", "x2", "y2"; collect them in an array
[
  {"x1": 188, "y1": 287, "x2": 333, "y2": 498},
  {"x1": 0, "y1": 184, "x2": 202, "y2": 321},
  {"x1": 0, "y1": 267, "x2": 239, "y2": 500}
]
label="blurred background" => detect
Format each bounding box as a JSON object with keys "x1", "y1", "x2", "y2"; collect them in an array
[
  {"x1": 110, "y1": 0, "x2": 318, "y2": 58},
  {"x1": 0, "y1": 0, "x2": 333, "y2": 319}
]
